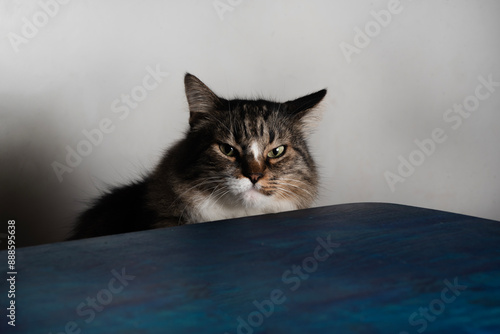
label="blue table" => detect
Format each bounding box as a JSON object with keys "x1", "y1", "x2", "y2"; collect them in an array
[{"x1": 1, "y1": 203, "x2": 500, "y2": 333}]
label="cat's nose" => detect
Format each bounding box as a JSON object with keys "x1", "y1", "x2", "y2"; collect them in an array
[{"x1": 247, "y1": 173, "x2": 263, "y2": 184}]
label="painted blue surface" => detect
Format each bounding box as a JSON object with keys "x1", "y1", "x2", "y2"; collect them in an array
[{"x1": 1, "y1": 203, "x2": 500, "y2": 333}]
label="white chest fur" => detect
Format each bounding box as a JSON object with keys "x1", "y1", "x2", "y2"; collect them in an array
[{"x1": 188, "y1": 191, "x2": 298, "y2": 223}]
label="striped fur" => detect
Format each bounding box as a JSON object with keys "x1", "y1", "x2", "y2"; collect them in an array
[{"x1": 69, "y1": 74, "x2": 326, "y2": 239}]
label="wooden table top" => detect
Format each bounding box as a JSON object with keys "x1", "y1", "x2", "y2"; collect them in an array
[{"x1": 1, "y1": 203, "x2": 499, "y2": 333}]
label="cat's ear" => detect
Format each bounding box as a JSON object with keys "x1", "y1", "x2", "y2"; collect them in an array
[
  {"x1": 184, "y1": 73, "x2": 222, "y2": 128},
  {"x1": 285, "y1": 89, "x2": 327, "y2": 134}
]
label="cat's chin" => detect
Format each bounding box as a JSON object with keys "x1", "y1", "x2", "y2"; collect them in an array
[
  {"x1": 192, "y1": 186, "x2": 297, "y2": 224},
  {"x1": 240, "y1": 188, "x2": 268, "y2": 208},
  {"x1": 228, "y1": 178, "x2": 269, "y2": 208}
]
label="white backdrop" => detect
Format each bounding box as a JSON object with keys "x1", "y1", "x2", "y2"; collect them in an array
[{"x1": 1, "y1": 0, "x2": 499, "y2": 246}]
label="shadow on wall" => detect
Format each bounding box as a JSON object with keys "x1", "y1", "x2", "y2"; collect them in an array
[{"x1": 0, "y1": 96, "x2": 84, "y2": 249}]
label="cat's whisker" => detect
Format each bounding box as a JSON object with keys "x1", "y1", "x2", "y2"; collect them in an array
[
  {"x1": 168, "y1": 177, "x2": 225, "y2": 209},
  {"x1": 273, "y1": 186, "x2": 303, "y2": 205},
  {"x1": 206, "y1": 184, "x2": 221, "y2": 199},
  {"x1": 201, "y1": 184, "x2": 227, "y2": 210},
  {"x1": 177, "y1": 203, "x2": 189, "y2": 225},
  {"x1": 210, "y1": 187, "x2": 231, "y2": 207},
  {"x1": 182, "y1": 182, "x2": 229, "y2": 224},
  {"x1": 272, "y1": 188, "x2": 288, "y2": 202},
  {"x1": 274, "y1": 181, "x2": 315, "y2": 199},
  {"x1": 274, "y1": 185, "x2": 298, "y2": 198},
  {"x1": 268, "y1": 179, "x2": 315, "y2": 200},
  {"x1": 277, "y1": 177, "x2": 314, "y2": 188}
]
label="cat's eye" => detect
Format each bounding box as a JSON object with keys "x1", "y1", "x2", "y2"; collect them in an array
[
  {"x1": 219, "y1": 143, "x2": 236, "y2": 157},
  {"x1": 267, "y1": 145, "x2": 286, "y2": 158}
]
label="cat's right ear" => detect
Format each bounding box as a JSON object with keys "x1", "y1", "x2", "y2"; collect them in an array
[{"x1": 184, "y1": 73, "x2": 222, "y2": 128}]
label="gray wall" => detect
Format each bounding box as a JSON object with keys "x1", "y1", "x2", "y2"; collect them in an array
[{"x1": 1, "y1": 0, "x2": 499, "y2": 246}]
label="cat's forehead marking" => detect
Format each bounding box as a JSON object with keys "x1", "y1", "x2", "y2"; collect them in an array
[
  {"x1": 250, "y1": 141, "x2": 261, "y2": 161},
  {"x1": 231, "y1": 102, "x2": 279, "y2": 147},
  {"x1": 242, "y1": 111, "x2": 264, "y2": 137}
]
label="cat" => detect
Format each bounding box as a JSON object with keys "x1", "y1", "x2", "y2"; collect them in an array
[{"x1": 68, "y1": 74, "x2": 327, "y2": 240}]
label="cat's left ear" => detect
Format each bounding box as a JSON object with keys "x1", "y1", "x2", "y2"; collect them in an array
[
  {"x1": 285, "y1": 89, "x2": 327, "y2": 134},
  {"x1": 184, "y1": 73, "x2": 222, "y2": 128}
]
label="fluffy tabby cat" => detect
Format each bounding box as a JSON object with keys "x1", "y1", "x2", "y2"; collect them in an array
[{"x1": 68, "y1": 74, "x2": 326, "y2": 239}]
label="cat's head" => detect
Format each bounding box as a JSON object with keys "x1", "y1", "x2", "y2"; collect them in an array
[{"x1": 181, "y1": 73, "x2": 326, "y2": 216}]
